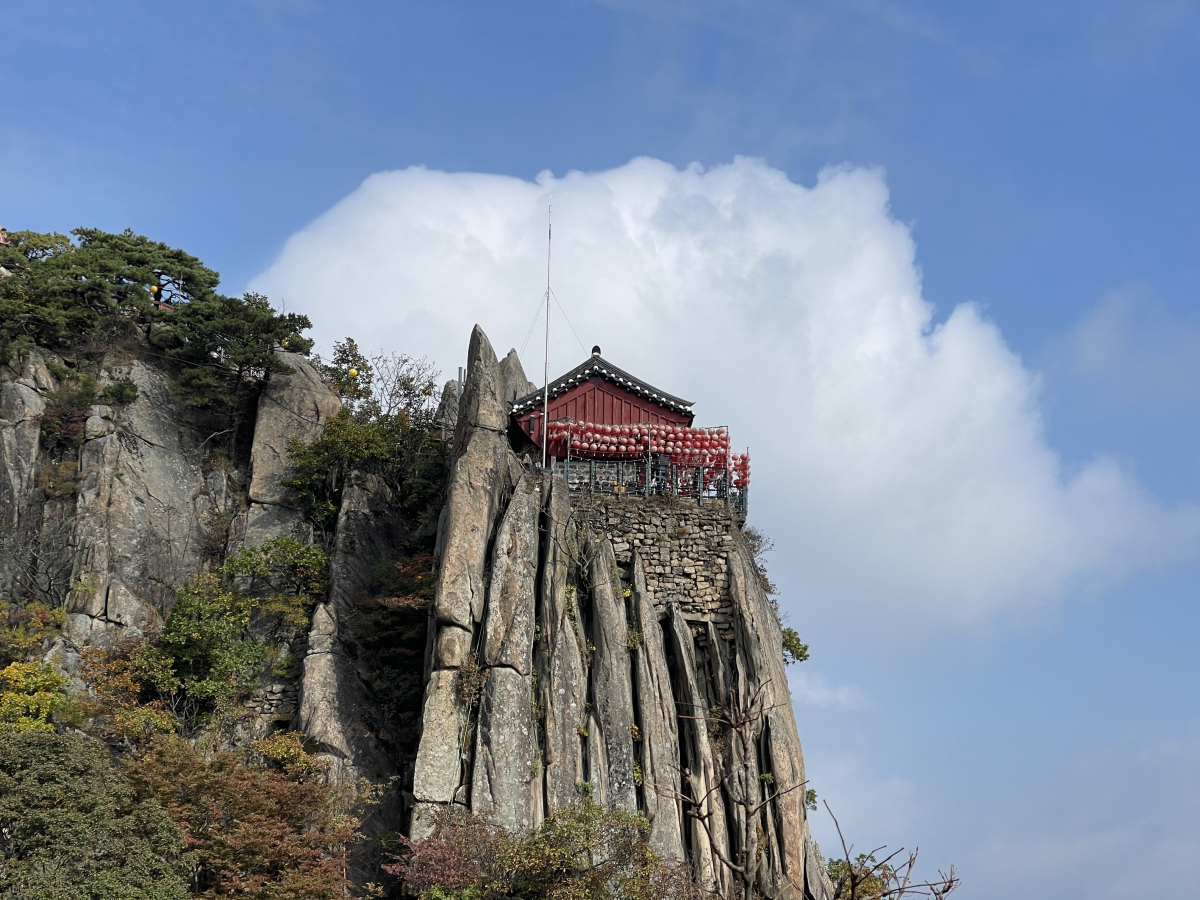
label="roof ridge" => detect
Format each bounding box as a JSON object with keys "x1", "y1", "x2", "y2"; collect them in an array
[{"x1": 510, "y1": 354, "x2": 693, "y2": 414}]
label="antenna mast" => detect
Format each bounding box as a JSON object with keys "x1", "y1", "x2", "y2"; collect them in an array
[{"x1": 542, "y1": 203, "x2": 551, "y2": 471}]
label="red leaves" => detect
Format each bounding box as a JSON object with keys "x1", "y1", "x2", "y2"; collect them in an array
[{"x1": 126, "y1": 736, "x2": 357, "y2": 900}]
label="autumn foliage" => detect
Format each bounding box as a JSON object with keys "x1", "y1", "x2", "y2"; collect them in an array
[{"x1": 126, "y1": 735, "x2": 358, "y2": 900}]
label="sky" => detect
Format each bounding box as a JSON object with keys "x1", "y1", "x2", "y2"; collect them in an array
[{"x1": 5, "y1": 2, "x2": 1200, "y2": 896}]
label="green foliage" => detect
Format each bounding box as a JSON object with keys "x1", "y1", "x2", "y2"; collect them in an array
[
  {"x1": 827, "y1": 853, "x2": 897, "y2": 900},
  {"x1": 806, "y1": 787, "x2": 818, "y2": 811},
  {"x1": 251, "y1": 731, "x2": 321, "y2": 774},
  {"x1": 0, "y1": 227, "x2": 315, "y2": 455},
  {"x1": 102, "y1": 376, "x2": 139, "y2": 405},
  {"x1": 782, "y1": 626, "x2": 810, "y2": 665},
  {"x1": 38, "y1": 371, "x2": 100, "y2": 453},
  {"x1": 283, "y1": 411, "x2": 392, "y2": 531},
  {"x1": 155, "y1": 574, "x2": 261, "y2": 707},
  {"x1": 83, "y1": 542, "x2": 329, "y2": 735},
  {"x1": 0, "y1": 662, "x2": 82, "y2": 733},
  {"x1": 455, "y1": 652, "x2": 489, "y2": 708},
  {"x1": 0, "y1": 228, "x2": 218, "y2": 360},
  {"x1": 285, "y1": 343, "x2": 445, "y2": 537},
  {"x1": 0, "y1": 601, "x2": 65, "y2": 666},
  {"x1": 316, "y1": 337, "x2": 374, "y2": 406},
  {"x1": 741, "y1": 525, "x2": 779, "y2": 606},
  {"x1": 221, "y1": 536, "x2": 330, "y2": 631},
  {"x1": 0, "y1": 730, "x2": 188, "y2": 900},
  {"x1": 151, "y1": 291, "x2": 312, "y2": 414}
]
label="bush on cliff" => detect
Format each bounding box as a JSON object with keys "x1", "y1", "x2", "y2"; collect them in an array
[
  {"x1": 83, "y1": 537, "x2": 330, "y2": 736},
  {"x1": 0, "y1": 730, "x2": 188, "y2": 900},
  {"x1": 127, "y1": 735, "x2": 360, "y2": 900},
  {"x1": 386, "y1": 794, "x2": 700, "y2": 900},
  {"x1": 285, "y1": 338, "x2": 446, "y2": 538}
]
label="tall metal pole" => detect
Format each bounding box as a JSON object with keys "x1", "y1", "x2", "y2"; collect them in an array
[{"x1": 542, "y1": 203, "x2": 551, "y2": 472}]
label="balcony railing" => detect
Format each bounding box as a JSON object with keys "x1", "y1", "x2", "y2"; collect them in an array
[{"x1": 556, "y1": 457, "x2": 748, "y2": 520}]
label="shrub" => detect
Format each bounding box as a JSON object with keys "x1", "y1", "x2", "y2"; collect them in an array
[
  {"x1": 285, "y1": 339, "x2": 445, "y2": 538},
  {"x1": 0, "y1": 227, "x2": 315, "y2": 457},
  {"x1": 0, "y1": 730, "x2": 188, "y2": 900},
  {"x1": 385, "y1": 795, "x2": 696, "y2": 900},
  {"x1": 220, "y1": 536, "x2": 330, "y2": 632},
  {"x1": 0, "y1": 662, "x2": 82, "y2": 733},
  {"x1": 102, "y1": 376, "x2": 139, "y2": 405},
  {"x1": 782, "y1": 627, "x2": 810, "y2": 665},
  {"x1": 35, "y1": 459, "x2": 81, "y2": 500},
  {"x1": 128, "y1": 735, "x2": 358, "y2": 899},
  {"x1": 0, "y1": 601, "x2": 65, "y2": 666}
]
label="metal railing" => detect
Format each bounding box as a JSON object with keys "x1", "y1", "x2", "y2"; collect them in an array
[{"x1": 557, "y1": 457, "x2": 748, "y2": 518}]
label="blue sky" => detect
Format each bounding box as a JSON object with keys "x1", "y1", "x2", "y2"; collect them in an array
[{"x1": 6, "y1": 2, "x2": 1200, "y2": 895}]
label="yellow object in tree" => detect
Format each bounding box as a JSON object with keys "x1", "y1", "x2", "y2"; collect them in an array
[{"x1": 348, "y1": 368, "x2": 358, "y2": 378}]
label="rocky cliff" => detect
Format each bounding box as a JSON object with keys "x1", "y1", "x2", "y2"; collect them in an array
[
  {"x1": 405, "y1": 326, "x2": 834, "y2": 900},
  {"x1": 0, "y1": 328, "x2": 833, "y2": 899}
]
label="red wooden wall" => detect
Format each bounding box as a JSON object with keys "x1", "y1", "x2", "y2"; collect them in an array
[{"x1": 514, "y1": 376, "x2": 692, "y2": 448}]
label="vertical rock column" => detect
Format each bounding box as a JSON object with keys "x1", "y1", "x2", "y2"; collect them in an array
[
  {"x1": 410, "y1": 326, "x2": 527, "y2": 837},
  {"x1": 588, "y1": 537, "x2": 638, "y2": 814},
  {"x1": 0, "y1": 350, "x2": 51, "y2": 531},
  {"x1": 245, "y1": 351, "x2": 342, "y2": 545},
  {"x1": 470, "y1": 475, "x2": 541, "y2": 834},
  {"x1": 629, "y1": 553, "x2": 685, "y2": 860},
  {"x1": 727, "y1": 534, "x2": 810, "y2": 900},
  {"x1": 539, "y1": 475, "x2": 587, "y2": 812},
  {"x1": 299, "y1": 476, "x2": 399, "y2": 784},
  {"x1": 669, "y1": 605, "x2": 731, "y2": 895}
]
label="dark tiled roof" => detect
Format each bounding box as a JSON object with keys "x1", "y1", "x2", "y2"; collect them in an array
[{"x1": 511, "y1": 354, "x2": 693, "y2": 415}]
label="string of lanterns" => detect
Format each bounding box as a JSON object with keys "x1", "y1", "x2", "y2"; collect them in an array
[{"x1": 542, "y1": 420, "x2": 750, "y2": 487}]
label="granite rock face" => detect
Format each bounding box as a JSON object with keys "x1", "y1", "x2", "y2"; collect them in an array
[
  {"x1": 61, "y1": 361, "x2": 221, "y2": 647},
  {"x1": 299, "y1": 475, "x2": 403, "y2": 784},
  {"x1": 406, "y1": 325, "x2": 829, "y2": 899},
  {"x1": 410, "y1": 326, "x2": 530, "y2": 836},
  {"x1": 0, "y1": 352, "x2": 50, "y2": 530},
  {"x1": 0, "y1": 353, "x2": 251, "y2": 670},
  {"x1": 1, "y1": 326, "x2": 832, "y2": 899},
  {"x1": 245, "y1": 351, "x2": 341, "y2": 544}
]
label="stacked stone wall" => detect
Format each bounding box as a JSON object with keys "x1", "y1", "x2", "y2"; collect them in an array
[{"x1": 571, "y1": 495, "x2": 738, "y2": 640}]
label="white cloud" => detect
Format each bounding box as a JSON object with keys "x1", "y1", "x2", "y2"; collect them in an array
[
  {"x1": 251, "y1": 156, "x2": 1200, "y2": 632},
  {"x1": 788, "y1": 670, "x2": 868, "y2": 711}
]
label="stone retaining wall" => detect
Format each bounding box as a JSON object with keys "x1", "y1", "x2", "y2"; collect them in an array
[{"x1": 571, "y1": 495, "x2": 738, "y2": 638}]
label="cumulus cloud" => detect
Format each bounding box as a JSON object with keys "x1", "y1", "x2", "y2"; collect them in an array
[{"x1": 251, "y1": 156, "x2": 1200, "y2": 632}]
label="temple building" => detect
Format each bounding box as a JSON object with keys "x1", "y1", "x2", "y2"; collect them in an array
[{"x1": 509, "y1": 346, "x2": 750, "y2": 516}]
